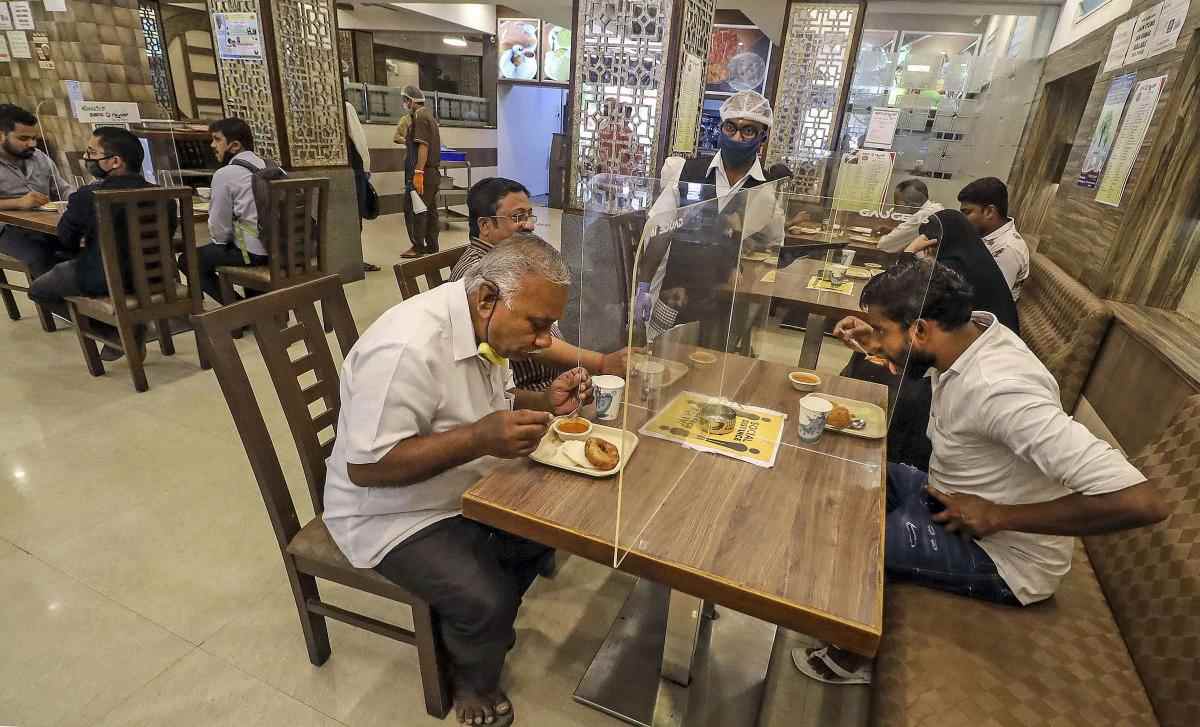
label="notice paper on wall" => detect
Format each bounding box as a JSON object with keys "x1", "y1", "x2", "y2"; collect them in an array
[
  {"x1": 1103, "y1": 17, "x2": 1136, "y2": 74},
  {"x1": 863, "y1": 107, "x2": 900, "y2": 150},
  {"x1": 5, "y1": 29, "x2": 29, "y2": 58},
  {"x1": 1077, "y1": 73, "x2": 1136, "y2": 188},
  {"x1": 832, "y1": 149, "x2": 895, "y2": 213},
  {"x1": 0, "y1": 34, "x2": 9, "y2": 63},
  {"x1": 671, "y1": 52, "x2": 704, "y2": 154},
  {"x1": 9, "y1": 1, "x2": 33, "y2": 30},
  {"x1": 45, "y1": 0, "x2": 68, "y2": 11},
  {"x1": 32, "y1": 31, "x2": 51, "y2": 69},
  {"x1": 0, "y1": 4, "x2": 11, "y2": 31},
  {"x1": 212, "y1": 12, "x2": 263, "y2": 60},
  {"x1": 65, "y1": 79, "x2": 83, "y2": 115},
  {"x1": 1096, "y1": 74, "x2": 1167, "y2": 207},
  {"x1": 1147, "y1": 0, "x2": 1191, "y2": 58},
  {"x1": 1124, "y1": 4, "x2": 1164, "y2": 65}
]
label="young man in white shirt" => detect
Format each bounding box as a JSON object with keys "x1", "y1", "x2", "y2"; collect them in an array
[
  {"x1": 958, "y1": 176, "x2": 1029, "y2": 301},
  {"x1": 324, "y1": 234, "x2": 591, "y2": 727},
  {"x1": 876, "y1": 178, "x2": 944, "y2": 253},
  {"x1": 795, "y1": 257, "x2": 1166, "y2": 686},
  {"x1": 179, "y1": 117, "x2": 275, "y2": 304}
]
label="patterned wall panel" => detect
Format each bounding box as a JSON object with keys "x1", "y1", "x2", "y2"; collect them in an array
[
  {"x1": 206, "y1": 0, "x2": 281, "y2": 162},
  {"x1": 569, "y1": 0, "x2": 676, "y2": 209},
  {"x1": 139, "y1": 0, "x2": 177, "y2": 117},
  {"x1": 668, "y1": 0, "x2": 717, "y2": 157},
  {"x1": 270, "y1": 0, "x2": 347, "y2": 167},
  {"x1": 766, "y1": 2, "x2": 860, "y2": 195}
]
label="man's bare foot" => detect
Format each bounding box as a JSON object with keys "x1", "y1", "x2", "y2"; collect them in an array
[{"x1": 455, "y1": 687, "x2": 498, "y2": 725}]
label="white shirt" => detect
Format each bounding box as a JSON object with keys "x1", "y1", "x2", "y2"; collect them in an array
[
  {"x1": 345, "y1": 101, "x2": 371, "y2": 171},
  {"x1": 983, "y1": 219, "x2": 1029, "y2": 301},
  {"x1": 927, "y1": 312, "x2": 1146, "y2": 605},
  {"x1": 708, "y1": 151, "x2": 765, "y2": 204},
  {"x1": 323, "y1": 280, "x2": 513, "y2": 568},
  {"x1": 208, "y1": 150, "x2": 269, "y2": 256},
  {"x1": 877, "y1": 199, "x2": 944, "y2": 253}
]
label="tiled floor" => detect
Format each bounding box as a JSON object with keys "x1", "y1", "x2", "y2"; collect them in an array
[{"x1": 0, "y1": 208, "x2": 848, "y2": 726}]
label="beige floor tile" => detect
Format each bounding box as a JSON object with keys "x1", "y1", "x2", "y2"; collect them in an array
[
  {"x1": 0, "y1": 546, "x2": 194, "y2": 727},
  {"x1": 35, "y1": 459, "x2": 288, "y2": 644},
  {"x1": 203, "y1": 555, "x2": 636, "y2": 727},
  {"x1": 93, "y1": 648, "x2": 345, "y2": 727}
]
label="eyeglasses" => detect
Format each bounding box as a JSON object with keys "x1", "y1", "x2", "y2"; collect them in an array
[
  {"x1": 81, "y1": 150, "x2": 115, "y2": 161},
  {"x1": 720, "y1": 122, "x2": 765, "y2": 140},
  {"x1": 487, "y1": 211, "x2": 538, "y2": 225}
]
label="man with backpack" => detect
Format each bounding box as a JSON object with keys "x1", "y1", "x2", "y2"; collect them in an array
[{"x1": 181, "y1": 117, "x2": 283, "y2": 304}]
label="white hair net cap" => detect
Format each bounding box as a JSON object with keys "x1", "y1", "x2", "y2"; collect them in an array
[{"x1": 719, "y1": 90, "x2": 773, "y2": 128}]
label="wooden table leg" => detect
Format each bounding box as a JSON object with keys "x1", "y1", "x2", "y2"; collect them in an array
[{"x1": 799, "y1": 313, "x2": 826, "y2": 370}]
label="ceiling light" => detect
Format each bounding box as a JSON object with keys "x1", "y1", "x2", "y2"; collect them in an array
[{"x1": 443, "y1": 36, "x2": 468, "y2": 47}]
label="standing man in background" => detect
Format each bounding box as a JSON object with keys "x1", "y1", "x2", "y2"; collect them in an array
[
  {"x1": 345, "y1": 100, "x2": 380, "y2": 272},
  {"x1": 400, "y1": 86, "x2": 442, "y2": 259},
  {"x1": 0, "y1": 104, "x2": 75, "y2": 279}
]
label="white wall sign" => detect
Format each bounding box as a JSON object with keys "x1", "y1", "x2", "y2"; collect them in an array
[
  {"x1": 864, "y1": 107, "x2": 900, "y2": 150},
  {"x1": 9, "y1": 1, "x2": 33, "y2": 30},
  {"x1": 0, "y1": 4, "x2": 12, "y2": 31},
  {"x1": 5, "y1": 29, "x2": 29, "y2": 58},
  {"x1": 65, "y1": 79, "x2": 83, "y2": 114},
  {"x1": 1102, "y1": 17, "x2": 1136, "y2": 73},
  {"x1": 45, "y1": 0, "x2": 68, "y2": 11},
  {"x1": 75, "y1": 101, "x2": 143, "y2": 124},
  {"x1": 1123, "y1": 4, "x2": 1163, "y2": 65},
  {"x1": 1146, "y1": 0, "x2": 1191, "y2": 58}
]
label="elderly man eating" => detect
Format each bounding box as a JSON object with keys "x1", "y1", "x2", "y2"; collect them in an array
[{"x1": 323, "y1": 234, "x2": 589, "y2": 726}]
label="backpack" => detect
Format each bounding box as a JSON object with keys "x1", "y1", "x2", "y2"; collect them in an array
[{"x1": 230, "y1": 157, "x2": 287, "y2": 242}]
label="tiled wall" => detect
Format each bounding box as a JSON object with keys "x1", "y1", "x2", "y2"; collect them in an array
[{"x1": 0, "y1": 0, "x2": 160, "y2": 170}]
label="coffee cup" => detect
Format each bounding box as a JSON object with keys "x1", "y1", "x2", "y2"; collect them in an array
[
  {"x1": 797, "y1": 395, "x2": 833, "y2": 443},
  {"x1": 592, "y1": 375, "x2": 626, "y2": 421}
]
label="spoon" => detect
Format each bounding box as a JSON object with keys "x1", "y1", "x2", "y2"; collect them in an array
[{"x1": 663, "y1": 426, "x2": 761, "y2": 454}]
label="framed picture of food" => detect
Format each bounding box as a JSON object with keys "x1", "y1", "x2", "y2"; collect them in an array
[
  {"x1": 498, "y1": 18, "x2": 541, "y2": 82},
  {"x1": 541, "y1": 23, "x2": 571, "y2": 83},
  {"x1": 706, "y1": 24, "x2": 772, "y2": 96}
]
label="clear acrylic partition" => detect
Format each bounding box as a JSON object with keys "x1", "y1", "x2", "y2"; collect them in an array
[{"x1": 601, "y1": 173, "x2": 940, "y2": 603}]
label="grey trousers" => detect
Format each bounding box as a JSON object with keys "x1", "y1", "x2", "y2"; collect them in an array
[
  {"x1": 0, "y1": 226, "x2": 59, "y2": 279},
  {"x1": 374, "y1": 516, "x2": 550, "y2": 692}
]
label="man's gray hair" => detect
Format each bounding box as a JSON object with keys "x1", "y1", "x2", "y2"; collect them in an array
[{"x1": 464, "y1": 233, "x2": 571, "y2": 304}]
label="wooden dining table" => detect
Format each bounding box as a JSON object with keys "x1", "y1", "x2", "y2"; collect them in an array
[
  {"x1": 464, "y1": 352, "x2": 887, "y2": 725},
  {"x1": 0, "y1": 204, "x2": 209, "y2": 237}
]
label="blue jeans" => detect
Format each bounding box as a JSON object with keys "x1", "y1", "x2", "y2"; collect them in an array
[{"x1": 885, "y1": 463, "x2": 1020, "y2": 606}]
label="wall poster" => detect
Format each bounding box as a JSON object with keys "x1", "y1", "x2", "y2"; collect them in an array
[
  {"x1": 1123, "y1": 4, "x2": 1163, "y2": 65},
  {"x1": 1096, "y1": 74, "x2": 1167, "y2": 206},
  {"x1": 1077, "y1": 72, "x2": 1136, "y2": 188},
  {"x1": 5, "y1": 29, "x2": 29, "y2": 59},
  {"x1": 706, "y1": 24, "x2": 771, "y2": 96},
  {"x1": 32, "y1": 31, "x2": 51, "y2": 70},
  {"x1": 9, "y1": 1, "x2": 33, "y2": 30},
  {"x1": 498, "y1": 18, "x2": 540, "y2": 81},
  {"x1": 541, "y1": 22, "x2": 570, "y2": 83},
  {"x1": 0, "y1": 4, "x2": 11, "y2": 32},
  {"x1": 212, "y1": 12, "x2": 263, "y2": 61}
]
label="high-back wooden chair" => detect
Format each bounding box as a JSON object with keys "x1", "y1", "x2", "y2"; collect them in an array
[
  {"x1": 393, "y1": 245, "x2": 466, "y2": 299},
  {"x1": 190, "y1": 275, "x2": 451, "y2": 719},
  {"x1": 1, "y1": 251, "x2": 56, "y2": 331},
  {"x1": 65, "y1": 186, "x2": 208, "y2": 392},
  {"x1": 215, "y1": 176, "x2": 334, "y2": 335}
]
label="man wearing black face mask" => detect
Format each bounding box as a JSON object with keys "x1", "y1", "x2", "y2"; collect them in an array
[
  {"x1": 30, "y1": 126, "x2": 173, "y2": 361},
  {"x1": 0, "y1": 104, "x2": 75, "y2": 278}
]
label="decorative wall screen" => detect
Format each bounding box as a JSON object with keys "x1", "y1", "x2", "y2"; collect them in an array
[
  {"x1": 766, "y1": 2, "x2": 860, "y2": 195},
  {"x1": 569, "y1": 0, "x2": 676, "y2": 209},
  {"x1": 271, "y1": 0, "x2": 348, "y2": 167},
  {"x1": 139, "y1": 0, "x2": 177, "y2": 117},
  {"x1": 668, "y1": 0, "x2": 717, "y2": 157},
  {"x1": 207, "y1": 0, "x2": 281, "y2": 162}
]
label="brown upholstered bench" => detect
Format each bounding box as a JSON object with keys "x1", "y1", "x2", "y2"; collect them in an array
[
  {"x1": 1017, "y1": 252, "x2": 1113, "y2": 412},
  {"x1": 869, "y1": 395, "x2": 1200, "y2": 727}
]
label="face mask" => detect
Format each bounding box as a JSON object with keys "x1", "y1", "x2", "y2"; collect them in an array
[
  {"x1": 86, "y1": 159, "x2": 110, "y2": 179},
  {"x1": 717, "y1": 133, "x2": 762, "y2": 168},
  {"x1": 477, "y1": 287, "x2": 509, "y2": 368}
]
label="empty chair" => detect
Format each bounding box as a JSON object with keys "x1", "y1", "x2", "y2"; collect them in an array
[{"x1": 393, "y1": 246, "x2": 466, "y2": 299}]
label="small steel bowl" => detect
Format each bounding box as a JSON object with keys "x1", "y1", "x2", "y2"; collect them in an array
[{"x1": 698, "y1": 403, "x2": 736, "y2": 436}]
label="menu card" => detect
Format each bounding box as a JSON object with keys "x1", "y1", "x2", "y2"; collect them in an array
[{"x1": 1096, "y1": 75, "x2": 1168, "y2": 207}]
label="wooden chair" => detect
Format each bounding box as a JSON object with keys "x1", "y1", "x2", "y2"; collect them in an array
[
  {"x1": 65, "y1": 187, "x2": 208, "y2": 392},
  {"x1": 0, "y1": 251, "x2": 56, "y2": 331},
  {"x1": 189, "y1": 275, "x2": 451, "y2": 719},
  {"x1": 393, "y1": 246, "x2": 466, "y2": 299},
  {"x1": 215, "y1": 176, "x2": 334, "y2": 337}
]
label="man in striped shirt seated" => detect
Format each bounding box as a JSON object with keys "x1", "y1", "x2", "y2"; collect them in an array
[{"x1": 450, "y1": 177, "x2": 634, "y2": 390}]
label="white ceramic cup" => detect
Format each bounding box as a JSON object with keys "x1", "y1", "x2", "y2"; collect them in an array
[
  {"x1": 797, "y1": 395, "x2": 833, "y2": 443},
  {"x1": 592, "y1": 375, "x2": 626, "y2": 421}
]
